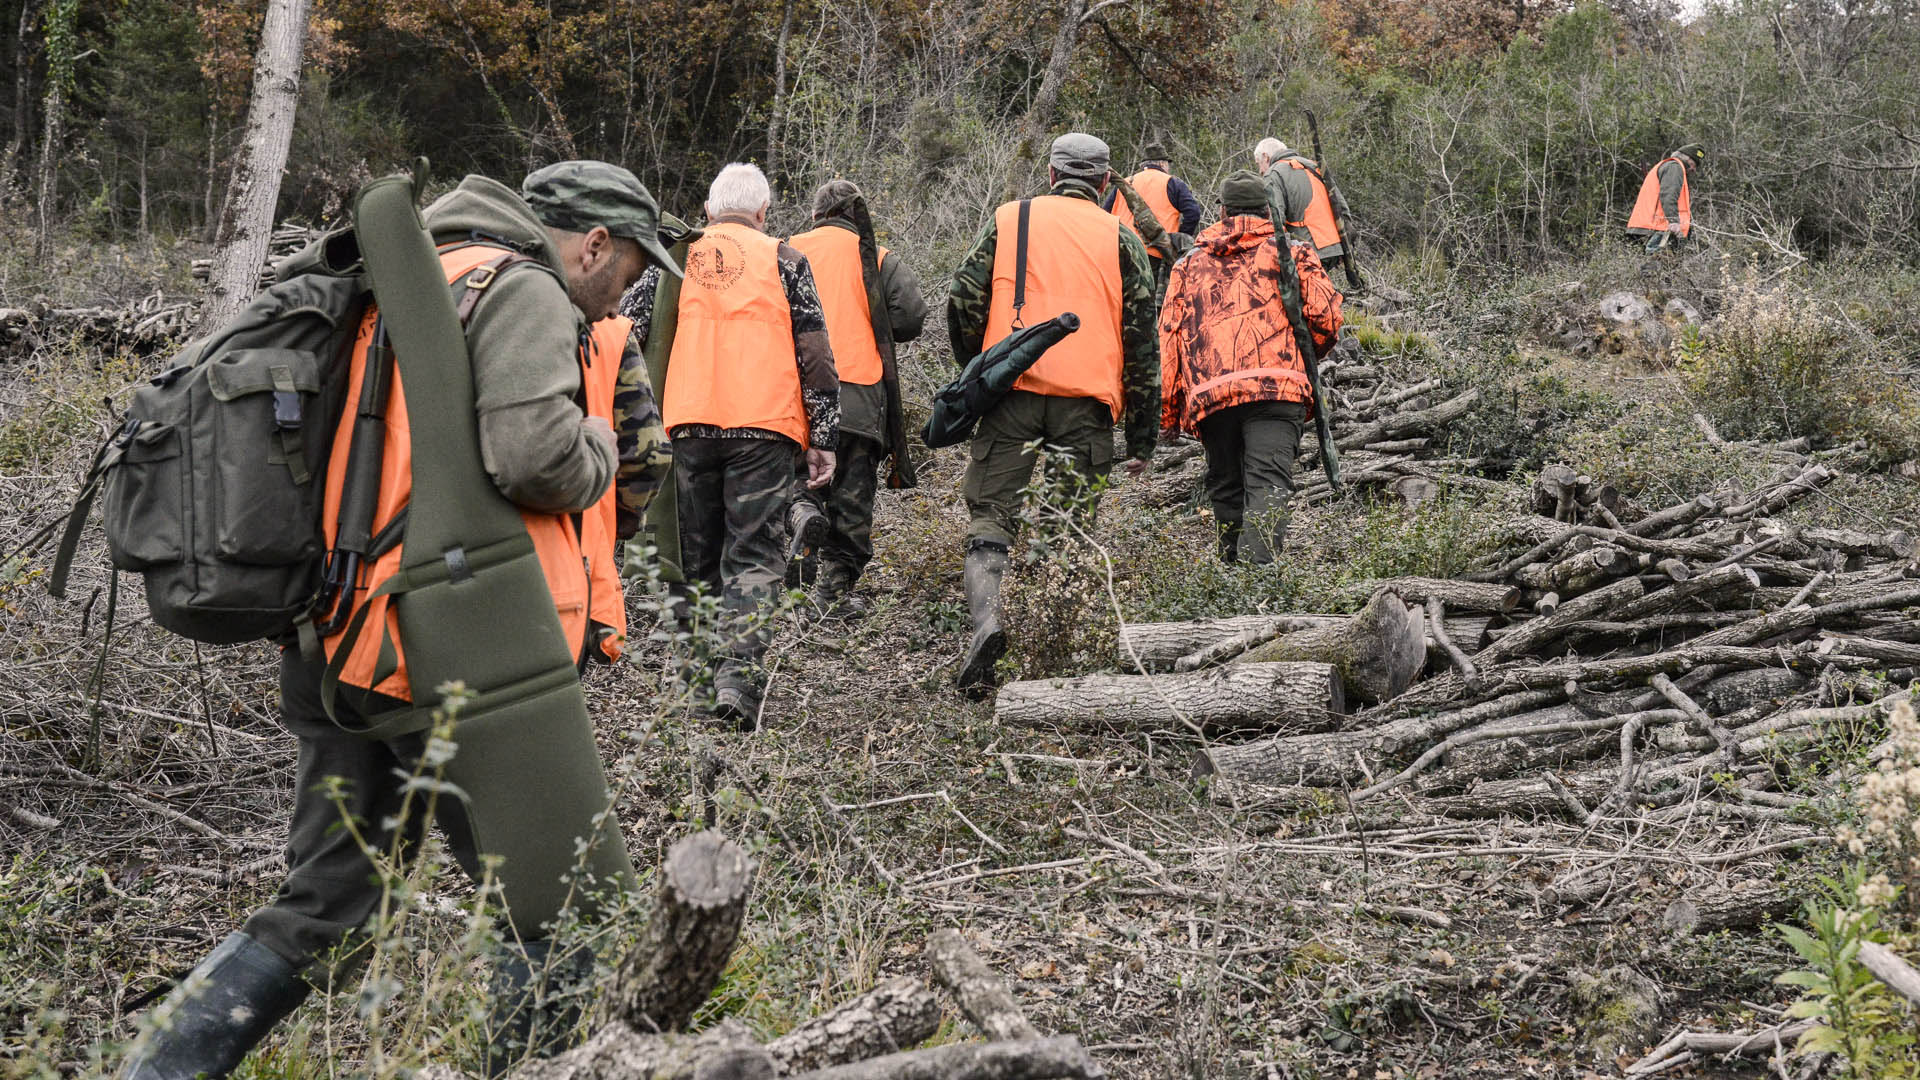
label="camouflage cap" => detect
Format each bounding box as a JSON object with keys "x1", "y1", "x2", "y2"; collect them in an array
[
  {"x1": 1140, "y1": 138, "x2": 1171, "y2": 164},
  {"x1": 1219, "y1": 170, "x2": 1270, "y2": 215},
  {"x1": 521, "y1": 160, "x2": 682, "y2": 278},
  {"x1": 1048, "y1": 133, "x2": 1111, "y2": 179},
  {"x1": 1675, "y1": 143, "x2": 1705, "y2": 167}
]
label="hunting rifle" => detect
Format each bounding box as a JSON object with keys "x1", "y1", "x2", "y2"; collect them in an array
[
  {"x1": 1304, "y1": 110, "x2": 1365, "y2": 292},
  {"x1": 1263, "y1": 185, "x2": 1343, "y2": 492}
]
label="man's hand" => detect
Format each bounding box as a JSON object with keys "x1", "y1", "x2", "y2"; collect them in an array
[
  {"x1": 583, "y1": 415, "x2": 616, "y2": 455},
  {"x1": 1124, "y1": 457, "x2": 1150, "y2": 478},
  {"x1": 805, "y1": 448, "x2": 837, "y2": 489},
  {"x1": 1668, "y1": 222, "x2": 1685, "y2": 235}
]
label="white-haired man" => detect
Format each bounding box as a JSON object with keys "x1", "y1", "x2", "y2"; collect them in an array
[
  {"x1": 633, "y1": 161, "x2": 839, "y2": 726},
  {"x1": 1254, "y1": 137, "x2": 1354, "y2": 276}
]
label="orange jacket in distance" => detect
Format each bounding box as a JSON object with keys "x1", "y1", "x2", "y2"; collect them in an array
[
  {"x1": 580, "y1": 316, "x2": 630, "y2": 661},
  {"x1": 984, "y1": 194, "x2": 1127, "y2": 420},
  {"x1": 1627, "y1": 157, "x2": 1691, "y2": 237},
  {"x1": 1282, "y1": 159, "x2": 1342, "y2": 253},
  {"x1": 787, "y1": 225, "x2": 888, "y2": 386},
  {"x1": 1158, "y1": 214, "x2": 1344, "y2": 437},
  {"x1": 1109, "y1": 169, "x2": 1181, "y2": 259},
  {"x1": 321, "y1": 244, "x2": 597, "y2": 700},
  {"x1": 664, "y1": 220, "x2": 806, "y2": 445}
]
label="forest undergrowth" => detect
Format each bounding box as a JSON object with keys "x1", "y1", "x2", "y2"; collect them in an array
[{"x1": 3, "y1": 219, "x2": 1919, "y2": 1079}]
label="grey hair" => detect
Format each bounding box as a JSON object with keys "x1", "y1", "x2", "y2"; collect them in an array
[
  {"x1": 706, "y1": 162, "x2": 772, "y2": 218},
  {"x1": 1254, "y1": 137, "x2": 1288, "y2": 166}
]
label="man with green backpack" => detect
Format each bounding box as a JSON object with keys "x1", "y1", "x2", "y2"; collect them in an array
[{"x1": 116, "y1": 162, "x2": 673, "y2": 1078}]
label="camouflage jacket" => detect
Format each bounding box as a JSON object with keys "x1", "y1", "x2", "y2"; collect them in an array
[
  {"x1": 946, "y1": 178, "x2": 1160, "y2": 460},
  {"x1": 1159, "y1": 215, "x2": 1343, "y2": 436},
  {"x1": 604, "y1": 321, "x2": 673, "y2": 540}
]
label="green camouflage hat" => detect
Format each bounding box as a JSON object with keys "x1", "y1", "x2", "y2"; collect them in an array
[
  {"x1": 1675, "y1": 143, "x2": 1705, "y2": 168},
  {"x1": 1220, "y1": 170, "x2": 1269, "y2": 215},
  {"x1": 522, "y1": 160, "x2": 682, "y2": 278}
]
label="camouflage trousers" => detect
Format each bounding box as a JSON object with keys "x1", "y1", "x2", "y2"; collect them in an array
[
  {"x1": 674, "y1": 436, "x2": 797, "y2": 692},
  {"x1": 796, "y1": 432, "x2": 881, "y2": 587},
  {"x1": 963, "y1": 390, "x2": 1115, "y2": 547},
  {"x1": 1198, "y1": 399, "x2": 1306, "y2": 564}
]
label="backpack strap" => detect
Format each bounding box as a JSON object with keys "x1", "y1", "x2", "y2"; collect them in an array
[{"x1": 1010, "y1": 199, "x2": 1032, "y2": 330}]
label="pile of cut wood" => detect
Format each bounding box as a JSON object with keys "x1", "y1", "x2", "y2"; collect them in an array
[
  {"x1": 431, "y1": 832, "x2": 1108, "y2": 1080},
  {"x1": 1142, "y1": 338, "x2": 1493, "y2": 512},
  {"x1": 1002, "y1": 440, "x2": 1918, "y2": 927},
  {"x1": 0, "y1": 290, "x2": 195, "y2": 358}
]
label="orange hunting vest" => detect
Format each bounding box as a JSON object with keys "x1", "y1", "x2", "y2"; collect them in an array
[
  {"x1": 985, "y1": 195, "x2": 1126, "y2": 421},
  {"x1": 1110, "y1": 169, "x2": 1182, "y2": 259},
  {"x1": 580, "y1": 316, "x2": 630, "y2": 661},
  {"x1": 664, "y1": 221, "x2": 806, "y2": 446},
  {"x1": 1627, "y1": 158, "x2": 1691, "y2": 236},
  {"x1": 320, "y1": 244, "x2": 593, "y2": 700},
  {"x1": 787, "y1": 225, "x2": 889, "y2": 386},
  {"x1": 1282, "y1": 158, "x2": 1341, "y2": 253}
]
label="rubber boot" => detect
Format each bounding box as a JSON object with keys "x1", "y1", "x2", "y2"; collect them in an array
[
  {"x1": 956, "y1": 540, "x2": 1009, "y2": 696},
  {"x1": 810, "y1": 562, "x2": 863, "y2": 621},
  {"x1": 1216, "y1": 516, "x2": 1242, "y2": 565},
  {"x1": 712, "y1": 663, "x2": 763, "y2": 732},
  {"x1": 483, "y1": 939, "x2": 588, "y2": 1076},
  {"x1": 119, "y1": 932, "x2": 310, "y2": 1080}
]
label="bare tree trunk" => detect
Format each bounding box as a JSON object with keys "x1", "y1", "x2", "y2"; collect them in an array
[
  {"x1": 2, "y1": 0, "x2": 34, "y2": 190},
  {"x1": 32, "y1": 0, "x2": 74, "y2": 259},
  {"x1": 199, "y1": 0, "x2": 310, "y2": 333},
  {"x1": 765, "y1": 0, "x2": 794, "y2": 182},
  {"x1": 1004, "y1": 0, "x2": 1089, "y2": 201}
]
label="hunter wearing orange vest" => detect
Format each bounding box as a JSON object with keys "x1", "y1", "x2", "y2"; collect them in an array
[
  {"x1": 119, "y1": 163, "x2": 675, "y2": 1078},
  {"x1": 627, "y1": 161, "x2": 841, "y2": 727},
  {"x1": 1160, "y1": 170, "x2": 1344, "y2": 565},
  {"x1": 786, "y1": 179, "x2": 927, "y2": 615},
  {"x1": 1627, "y1": 144, "x2": 1704, "y2": 252},
  {"x1": 579, "y1": 314, "x2": 673, "y2": 662},
  {"x1": 1255, "y1": 137, "x2": 1353, "y2": 274},
  {"x1": 946, "y1": 132, "x2": 1159, "y2": 694},
  {"x1": 1102, "y1": 139, "x2": 1203, "y2": 304}
]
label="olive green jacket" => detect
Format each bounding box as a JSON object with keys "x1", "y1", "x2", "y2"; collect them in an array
[{"x1": 422, "y1": 176, "x2": 614, "y2": 515}]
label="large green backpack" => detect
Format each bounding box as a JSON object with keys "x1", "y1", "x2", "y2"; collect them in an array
[{"x1": 49, "y1": 231, "x2": 371, "y2": 644}]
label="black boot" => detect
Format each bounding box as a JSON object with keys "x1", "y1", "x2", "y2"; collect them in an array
[
  {"x1": 810, "y1": 562, "x2": 864, "y2": 620},
  {"x1": 483, "y1": 939, "x2": 589, "y2": 1076},
  {"x1": 1216, "y1": 516, "x2": 1242, "y2": 564},
  {"x1": 957, "y1": 540, "x2": 1009, "y2": 696},
  {"x1": 119, "y1": 932, "x2": 310, "y2": 1080}
]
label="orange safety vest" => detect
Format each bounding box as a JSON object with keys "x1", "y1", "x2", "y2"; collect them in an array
[
  {"x1": 580, "y1": 316, "x2": 630, "y2": 661},
  {"x1": 787, "y1": 225, "x2": 888, "y2": 386},
  {"x1": 1282, "y1": 158, "x2": 1341, "y2": 253},
  {"x1": 1110, "y1": 169, "x2": 1182, "y2": 259},
  {"x1": 321, "y1": 245, "x2": 593, "y2": 700},
  {"x1": 984, "y1": 195, "x2": 1126, "y2": 420},
  {"x1": 1627, "y1": 158, "x2": 1691, "y2": 236},
  {"x1": 664, "y1": 221, "x2": 806, "y2": 446}
]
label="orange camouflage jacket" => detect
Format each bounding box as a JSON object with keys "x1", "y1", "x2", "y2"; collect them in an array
[{"x1": 1158, "y1": 214, "x2": 1343, "y2": 437}]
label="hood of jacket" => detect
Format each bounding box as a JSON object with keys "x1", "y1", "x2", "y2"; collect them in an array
[
  {"x1": 422, "y1": 175, "x2": 568, "y2": 278},
  {"x1": 1195, "y1": 213, "x2": 1277, "y2": 259}
]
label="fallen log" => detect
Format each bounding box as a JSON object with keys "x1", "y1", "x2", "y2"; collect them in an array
[
  {"x1": 1859, "y1": 942, "x2": 1920, "y2": 1009},
  {"x1": 1236, "y1": 590, "x2": 1427, "y2": 703},
  {"x1": 788, "y1": 1036, "x2": 1105, "y2": 1080},
  {"x1": 1192, "y1": 688, "x2": 1565, "y2": 787},
  {"x1": 1118, "y1": 615, "x2": 1344, "y2": 669},
  {"x1": 602, "y1": 830, "x2": 754, "y2": 1032},
  {"x1": 516, "y1": 1018, "x2": 768, "y2": 1080},
  {"x1": 1660, "y1": 880, "x2": 1802, "y2": 935},
  {"x1": 1334, "y1": 577, "x2": 1521, "y2": 614},
  {"x1": 995, "y1": 663, "x2": 1343, "y2": 734},
  {"x1": 765, "y1": 977, "x2": 943, "y2": 1073},
  {"x1": 1333, "y1": 388, "x2": 1481, "y2": 450},
  {"x1": 1625, "y1": 493, "x2": 1718, "y2": 537},
  {"x1": 927, "y1": 929, "x2": 1041, "y2": 1041},
  {"x1": 1512, "y1": 544, "x2": 1635, "y2": 594},
  {"x1": 1473, "y1": 575, "x2": 1645, "y2": 664}
]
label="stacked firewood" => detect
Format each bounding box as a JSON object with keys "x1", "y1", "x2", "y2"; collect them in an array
[
  {"x1": 428, "y1": 832, "x2": 1107, "y2": 1080},
  {"x1": 1001, "y1": 446, "x2": 1918, "y2": 934},
  {"x1": 1141, "y1": 343, "x2": 1491, "y2": 511},
  {"x1": 0, "y1": 290, "x2": 196, "y2": 357},
  {"x1": 188, "y1": 221, "x2": 322, "y2": 289}
]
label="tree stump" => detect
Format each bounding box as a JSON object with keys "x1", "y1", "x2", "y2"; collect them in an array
[
  {"x1": 603, "y1": 831, "x2": 754, "y2": 1033},
  {"x1": 1237, "y1": 589, "x2": 1426, "y2": 704}
]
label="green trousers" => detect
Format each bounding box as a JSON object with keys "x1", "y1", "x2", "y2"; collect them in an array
[
  {"x1": 246, "y1": 652, "x2": 628, "y2": 969},
  {"x1": 962, "y1": 389, "x2": 1115, "y2": 547},
  {"x1": 1198, "y1": 399, "x2": 1306, "y2": 564}
]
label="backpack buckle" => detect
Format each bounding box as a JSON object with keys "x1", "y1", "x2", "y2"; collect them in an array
[{"x1": 464, "y1": 264, "x2": 499, "y2": 292}]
